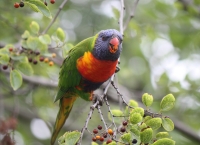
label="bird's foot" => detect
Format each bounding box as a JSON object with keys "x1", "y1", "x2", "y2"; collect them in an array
[
  {"x1": 115, "y1": 66, "x2": 120, "y2": 73},
  {"x1": 92, "y1": 94, "x2": 104, "y2": 106}
]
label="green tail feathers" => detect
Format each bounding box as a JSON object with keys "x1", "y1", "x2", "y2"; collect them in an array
[{"x1": 51, "y1": 96, "x2": 77, "y2": 145}]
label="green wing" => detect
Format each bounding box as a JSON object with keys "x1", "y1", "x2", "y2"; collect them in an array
[{"x1": 54, "y1": 36, "x2": 97, "y2": 102}]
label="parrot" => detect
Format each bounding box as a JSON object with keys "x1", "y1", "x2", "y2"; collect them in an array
[{"x1": 51, "y1": 29, "x2": 123, "y2": 145}]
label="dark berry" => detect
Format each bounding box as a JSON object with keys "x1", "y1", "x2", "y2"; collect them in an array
[
  {"x1": 9, "y1": 48, "x2": 13, "y2": 52},
  {"x1": 14, "y1": 3, "x2": 20, "y2": 8},
  {"x1": 2, "y1": 65, "x2": 8, "y2": 70},
  {"x1": 28, "y1": 58, "x2": 33, "y2": 63},
  {"x1": 106, "y1": 139, "x2": 112, "y2": 144},
  {"x1": 103, "y1": 133, "x2": 107, "y2": 138},
  {"x1": 50, "y1": 0, "x2": 55, "y2": 4},
  {"x1": 93, "y1": 129, "x2": 98, "y2": 134},
  {"x1": 120, "y1": 127, "x2": 126, "y2": 133},
  {"x1": 39, "y1": 56, "x2": 44, "y2": 62},
  {"x1": 100, "y1": 137, "x2": 104, "y2": 142},
  {"x1": 19, "y1": 2, "x2": 24, "y2": 7},
  {"x1": 44, "y1": 1, "x2": 47, "y2": 6},
  {"x1": 92, "y1": 137, "x2": 96, "y2": 142},
  {"x1": 97, "y1": 125, "x2": 102, "y2": 130},
  {"x1": 33, "y1": 60, "x2": 37, "y2": 65},
  {"x1": 132, "y1": 139, "x2": 137, "y2": 144},
  {"x1": 35, "y1": 51, "x2": 40, "y2": 55},
  {"x1": 122, "y1": 121, "x2": 128, "y2": 126}
]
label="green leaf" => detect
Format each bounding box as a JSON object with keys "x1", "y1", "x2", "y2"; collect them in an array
[
  {"x1": 27, "y1": 37, "x2": 40, "y2": 50},
  {"x1": 25, "y1": 0, "x2": 52, "y2": 18},
  {"x1": 160, "y1": 94, "x2": 175, "y2": 112},
  {"x1": 10, "y1": 55, "x2": 26, "y2": 61},
  {"x1": 152, "y1": 138, "x2": 175, "y2": 145},
  {"x1": 162, "y1": 118, "x2": 174, "y2": 131},
  {"x1": 156, "y1": 132, "x2": 169, "y2": 139},
  {"x1": 130, "y1": 125, "x2": 140, "y2": 136},
  {"x1": 0, "y1": 53, "x2": 9, "y2": 65},
  {"x1": 58, "y1": 131, "x2": 80, "y2": 145},
  {"x1": 10, "y1": 70, "x2": 22, "y2": 91},
  {"x1": 39, "y1": 34, "x2": 51, "y2": 44},
  {"x1": 121, "y1": 132, "x2": 131, "y2": 143},
  {"x1": 30, "y1": 21, "x2": 40, "y2": 34},
  {"x1": 17, "y1": 62, "x2": 33, "y2": 76},
  {"x1": 108, "y1": 110, "x2": 123, "y2": 124},
  {"x1": 140, "y1": 128, "x2": 153, "y2": 143},
  {"x1": 91, "y1": 142, "x2": 99, "y2": 145},
  {"x1": 56, "y1": 27, "x2": 66, "y2": 42},
  {"x1": 146, "y1": 118, "x2": 162, "y2": 130},
  {"x1": 22, "y1": 30, "x2": 30, "y2": 39},
  {"x1": 142, "y1": 93, "x2": 153, "y2": 107},
  {"x1": 130, "y1": 112, "x2": 142, "y2": 124},
  {"x1": 131, "y1": 107, "x2": 144, "y2": 117},
  {"x1": 128, "y1": 99, "x2": 138, "y2": 107}
]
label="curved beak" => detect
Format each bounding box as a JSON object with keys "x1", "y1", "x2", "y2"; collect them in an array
[{"x1": 109, "y1": 37, "x2": 119, "y2": 53}]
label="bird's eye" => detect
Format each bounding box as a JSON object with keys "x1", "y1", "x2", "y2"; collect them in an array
[{"x1": 102, "y1": 36, "x2": 107, "y2": 41}]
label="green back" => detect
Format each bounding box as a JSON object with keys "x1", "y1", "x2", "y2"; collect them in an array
[{"x1": 54, "y1": 36, "x2": 97, "y2": 102}]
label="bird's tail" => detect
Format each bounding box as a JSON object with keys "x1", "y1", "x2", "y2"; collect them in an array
[{"x1": 51, "y1": 96, "x2": 77, "y2": 145}]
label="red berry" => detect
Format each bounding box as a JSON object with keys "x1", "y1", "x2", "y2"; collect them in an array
[
  {"x1": 2, "y1": 65, "x2": 8, "y2": 70},
  {"x1": 33, "y1": 60, "x2": 37, "y2": 65},
  {"x1": 120, "y1": 127, "x2": 126, "y2": 133},
  {"x1": 9, "y1": 48, "x2": 13, "y2": 52},
  {"x1": 19, "y1": 2, "x2": 24, "y2": 7},
  {"x1": 39, "y1": 56, "x2": 44, "y2": 62},
  {"x1": 97, "y1": 125, "x2": 102, "y2": 130},
  {"x1": 44, "y1": 1, "x2": 48, "y2": 6},
  {"x1": 14, "y1": 3, "x2": 20, "y2": 8},
  {"x1": 106, "y1": 139, "x2": 112, "y2": 144},
  {"x1": 50, "y1": 0, "x2": 55, "y2": 4},
  {"x1": 100, "y1": 137, "x2": 104, "y2": 142},
  {"x1": 28, "y1": 58, "x2": 33, "y2": 63},
  {"x1": 93, "y1": 129, "x2": 98, "y2": 134},
  {"x1": 122, "y1": 121, "x2": 128, "y2": 126},
  {"x1": 92, "y1": 137, "x2": 96, "y2": 142}
]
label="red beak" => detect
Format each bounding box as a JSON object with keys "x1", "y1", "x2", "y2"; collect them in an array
[{"x1": 109, "y1": 37, "x2": 119, "y2": 53}]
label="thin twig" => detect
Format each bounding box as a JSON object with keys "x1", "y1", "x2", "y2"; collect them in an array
[
  {"x1": 119, "y1": 0, "x2": 125, "y2": 35},
  {"x1": 123, "y1": 0, "x2": 140, "y2": 31},
  {"x1": 42, "y1": 0, "x2": 69, "y2": 34}
]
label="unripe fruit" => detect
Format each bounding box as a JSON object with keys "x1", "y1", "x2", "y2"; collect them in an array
[
  {"x1": 19, "y1": 2, "x2": 24, "y2": 7},
  {"x1": 100, "y1": 137, "x2": 104, "y2": 142},
  {"x1": 44, "y1": 58, "x2": 49, "y2": 63},
  {"x1": 52, "y1": 53, "x2": 56, "y2": 58},
  {"x1": 14, "y1": 3, "x2": 20, "y2": 8},
  {"x1": 97, "y1": 125, "x2": 102, "y2": 130},
  {"x1": 33, "y1": 60, "x2": 38, "y2": 65},
  {"x1": 106, "y1": 139, "x2": 112, "y2": 144},
  {"x1": 107, "y1": 129, "x2": 113, "y2": 135},
  {"x1": 2, "y1": 65, "x2": 8, "y2": 70},
  {"x1": 49, "y1": 61, "x2": 54, "y2": 66},
  {"x1": 93, "y1": 129, "x2": 98, "y2": 134},
  {"x1": 50, "y1": 0, "x2": 55, "y2": 4},
  {"x1": 95, "y1": 135, "x2": 100, "y2": 140}
]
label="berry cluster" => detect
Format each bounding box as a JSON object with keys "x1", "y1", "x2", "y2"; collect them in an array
[
  {"x1": 14, "y1": 1, "x2": 24, "y2": 8},
  {"x1": 0, "y1": 118, "x2": 17, "y2": 145},
  {"x1": 91, "y1": 125, "x2": 114, "y2": 144}
]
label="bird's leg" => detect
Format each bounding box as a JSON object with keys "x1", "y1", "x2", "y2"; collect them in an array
[
  {"x1": 115, "y1": 66, "x2": 120, "y2": 73},
  {"x1": 92, "y1": 94, "x2": 104, "y2": 106}
]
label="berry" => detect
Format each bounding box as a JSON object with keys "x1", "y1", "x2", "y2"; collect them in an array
[
  {"x1": 9, "y1": 48, "x2": 13, "y2": 52},
  {"x1": 95, "y1": 135, "x2": 100, "y2": 140},
  {"x1": 35, "y1": 51, "x2": 40, "y2": 56},
  {"x1": 100, "y1": 137, "x2": 104, "y2": 142},
  {"x1": 107, "y1": 129, "x2": 113, "y2": 135},
  {"x1": 28, "y1": 58, "x2": 33, "y2": 63},
  {"x1": 103, "y1": 133, "x2": 107, "y2": 138},
  {"x1": 14, "y1": 3, "x2": 20, "y2": 8},
  {"x1": 106, "y1": 139, "x2": 112, "y2": 144},
  {"x1": 92, "y1": 137, "x2": 96, "y2": 142},
  {"x1": 97, "y1": 125, "x2": 102, "y2": 130},
  {"x1": 50, "y1": 0, "x2": 55, "y2": 4},
  {"x1": 120, "y1": 127, "x2": 126, "y2": 133},
  {"x1": 39, "y1": 56, "x2": 44, "y2": 62},
  {"x1": 44, "y1": 58, "x2": 49, "y2": 63},
  {"x1": 52, "y1": 53, "x2": 56, "y2": 58},
  {"x1": 44, "y1": 2, "x2": 48, "y2": 6},
  {"x1": 132, "y1": 139, "x2": 137, "y2": 144},
  {"x1": 2, "y1": 65, "x2": 8, "y2": 70},
  {"x1": 93, "y1": 129, "x2": 98, "y2": 134},
  {"x1": 122, "y1": 121, "x2": 128, "y2": 126},
  {"x1": 33, "y1": 60, "x2": 38, "y2": 65},
  {"x1": 49, "y1": 61, "x2": 54, "y2": 66},
  {"x1": 19, "y1": 2, "x2": 24, "y2": 7}
]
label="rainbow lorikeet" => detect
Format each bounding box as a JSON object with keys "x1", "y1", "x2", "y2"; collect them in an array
[{"x1": 51, "y1": 29, "x2": 123, "y2": 145}]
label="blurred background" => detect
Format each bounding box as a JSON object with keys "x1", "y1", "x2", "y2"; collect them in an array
[{"x1": 0, "y1": 0, "x2": 200, "y2": 144}]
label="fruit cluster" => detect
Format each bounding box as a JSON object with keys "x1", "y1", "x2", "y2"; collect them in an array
[
  {"x1": 0, "y1": 118, "x2": 17, "y2": 145},
  {"x1": 14, "y1": 0, "x2": 56, "y2": 8}
]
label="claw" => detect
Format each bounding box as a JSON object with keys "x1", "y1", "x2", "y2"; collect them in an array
[
  {"x1": 115, "y1": 66, "x2": 120, "y2": 73},
  {"x1": 92, "y1": 94, "x2": 104, "y2": 106}
]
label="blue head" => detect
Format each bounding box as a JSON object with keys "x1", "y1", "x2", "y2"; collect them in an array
[{"x1": 93, "y1": 29, "x2": 123, "y2": 61}]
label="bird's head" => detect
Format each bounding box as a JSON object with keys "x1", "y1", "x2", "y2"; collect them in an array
[{"x1": 93, "y1": 29, "x2": 123, "y2": 61}]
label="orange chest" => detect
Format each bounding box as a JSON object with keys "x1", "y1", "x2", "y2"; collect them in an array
[{"x1": 76, "y1": 52, "x2": 118, "y2": 83}]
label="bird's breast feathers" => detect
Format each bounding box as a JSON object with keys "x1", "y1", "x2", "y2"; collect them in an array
[{"x1": 76, "y1": 51, "x2": 117, "y2": 83}]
